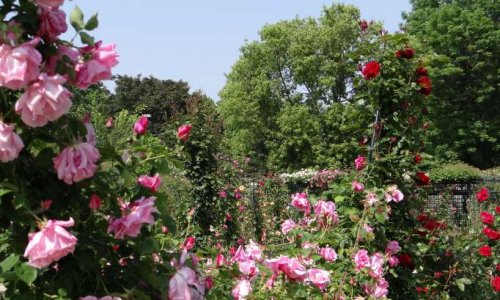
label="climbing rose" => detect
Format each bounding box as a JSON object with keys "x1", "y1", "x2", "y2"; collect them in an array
[
  {"x1": 319, "y1": 247, "x2": 337, "y2": 262},
  {"x1": 24, "y1": 218, "x2": 77, "y2": 268},
  {"x1": 359, "y1": 20, "x2": 368, "y2": 32},
  {"x1": 53, "y1": 142, "x2": 100, "y2": 184},
  {"x1": 416, "y1": 66, "x2": 428, "y2": 76},
  {"x1": 386, "y1": 241, "x2": 401, "y2": 255},
  {"x1": 314, "y1": 201, "x2": 339, "y2": 224},
  {"x1": 281, "y1": 258, "x2": 307, "y2": 281},
  {"x1": 133, "y1": 115, "x2": 149, "y2": 135},
  {"x1": 483, "y1": 227, "x2": 500, "y2": 240},
  {"x1": 496, "y1": 206, "x2": 500, "y2": 214},
  {"x1": 290, "y1": 192, "x2": 311, "y2": 214},
  {"x1": 354, "y1": 249, "x2": 370, "y2": 270},
  {"x1": 395, "y1": 47, "x2": 415, "y2": 59},
  {"x1": 307, "y1": 269, "x2": 330, "y2": 290},
  {"x1": 479, "y1": 245, "x2": 492, "y2": 257},
  {"x1": 281, "y1": 219, "x2": 296, "y2": 235},
  {"x1": 0, "y1": 121, "x2": 24, "y2": 162},
  {"x1": 183, "y1": 236, "x2": 196, "y2": 251},
  {"x1": 385, "y1": 185, "x2": 404, "y2": 203},
  {"x1": 416, "y1": 171, "x2": 430, "y2": 185},
  {"x1": 363, "y1": 278, "x2": 389, "y2": 299},
  {"x1": 231, "y1": 279, "x2": 251, "y2": 300},
  {"x1": 169, "y1": 266, "x2": 204, "y2": 300},
  {"x1": 417, "y1": 76, "x2": 432, "y2": 96},
  {"x1": 476, "y1": 187, "x2": 489, "y2": 202},
  {"x1": 107, "y1": 196, "x2": 157, "y2": 239},
  {"x1": 15, "y1": 73, "x2": 72, "y2": 127},
  {"x1": 36, "y1": 0, "x2": 64, "y2": 8},
  {"x1": 354, "y1": 155, "x2": 366, "y2": 171},
  {"x1": 491, "y1": 276, "x2": 500, "y2": 292},
  {"x1": 89, "y1": 193, "x2": 101, "y2": 211},
  {"x1": 137, "y1": 174, "x2": 162, "y2": 192},
  {"x1": 75, "y1": 42, "x2": 118, "y2": 89},
  {"x1": 0, "y1": 38, "x2": 41, "y2": 90},
  {"x1": 361, "y1": 61, "x2": 380, "y2": 80},
  {"x1": 352, "y1": 181, "x2": 365, "y2": 192},
  {"x1": 37, "y1": 6, "x2": 67, "y2": 41},
  {"x1": 480, "y1": 211, "x2": 494, "y2": 225},
  {"x1": 177, "y1": 124, "x2": 192, "y2": 142}
]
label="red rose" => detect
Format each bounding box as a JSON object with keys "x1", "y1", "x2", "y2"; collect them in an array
[
  {"x1": 492, "y1": 276, "x2": 500, "y2": 292},
  {"x1": 362, "y1": 61, "x2": 381, "y2": 80},
  {"x1": 476, "y1": 187, "x2": 489, "y2": 203},
  {"x1": 398, "y1": 253, "x2": 412, "y2": 267},
  {"x1": 416, "y1": 171, "x2": 430, "y2": 186},
  {"x1": 416, "y1": 66, "x2": 428, "y2": 76},
  {"x1": 423, "y1": 219, "x2": 446, "y2": 231},
  {"x1": 496, "y1": 206, "x2": 500, "y2": 214},
  {"x1": 417, "y1": 76, "x2": 432, "y2": 96},
  {"x1": 480, "y1": 211, "x2": 494, "y2": 225},
  {"x1": 479, "y1": 245, "x2": 492, "y2": 257},
  {"x1": 396, "y1": 47, "x2": 415, "y2": 59},
  {"x1": 483, "y1": 227, "x2": 500, "y2": 240},
  {"x1": 414, "y1": 154, "x2": 422, "y2": 164}
]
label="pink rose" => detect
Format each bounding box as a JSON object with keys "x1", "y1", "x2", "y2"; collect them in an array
[
  {"x1": 354, "y1": 155, "x2": 366, "y2": 171},
  {"x1": 107, "y1": 196, "x2": 157, "y2": 239},
  {"x1": 169, "y1": 266, "x2": 205, "y2": 300},
  {"x1": 215, "y1": 253, "x2": 225, "y2": 267},
  {"x1": 245, "y1": 240, "x2": 263, "y2": 261},
  {"x1": 0, "y1": 38, "x2": 41, "y2": 90},
  {"x1": 352, "y1": 181, "x2": 365, "y2": 192},
  {"x1": 36, "y1": 0, "x2": 64, "y2": 8},
  {"x1": 314, "y1": 200, "x2": 339, "y2": 224},
  {"x1": 354, "y1": 249, "x2": 370, "y2": 270},
  {"x1": 24, "y1": 218, "x2": 77, "y2": 268},
  {"x1": 15, "y1": 73, "x2": 72, "y2": 127},
  {"x1": 177, "y1": 124, "x2": 192, "y2": 142},
  {"x1": 105, "y1": 117, "x2": 113, "y2": 128},
  {"x1": 137, "y1": 174, "x2": 162, "y2": 192},
  {"x1": 319, "y1": 247, "x2": 337, "y2": 262},
  {"x1": 365, "y1": 192, "x2": 379, "y2": 206},
  {"x1": 0, "y1": 121, "x2": 24, "y2": 162},
  {"x1": 53, "y1": 142, "x2": 100, "y2": 184},
  {"x1": 232, "y1": 245, "x2": 248, "y2": 262},
  {"x1": 231, "y1": 279, "x2": 251, "y2": 300},
  {"x1": 307, "y1": 268, "x2": 330, "y2": 290},
  {"x1": 385, "y1": 240, "x2": 401, "y2": 255},
  {"x1": 281, "y1": 219, "x2": 297, "y2": 235},
  {"x1": 368, "y1": 253, "x2": 384, "y2": 279},
  {"x1": 290, "y1": 192, "x2": 311, "y2": 214},
  {"x1": 133, "y1": 115, "x2": 149, "y2": 135},
  {"x1": 362, "y1": 277, "x2": 389, "y2": 299},
  {"x1": 183, "y1": 236, "x2": 196, "y2": 250},
  {"x1": 388, "y1": 255, "x2": 399, "y2": 267},
  {"x1": 282, "y1": 258, "x2": 307, "y2": 281},
  {"x1": 89, "y1": 193, "x2": 101, "y2": 211},
  {"x1": 37, "y1": 6, "x2": 67, "y2": 41},
  {"x1": 238, "y1": 260, "x2": 259, "y2": 279},
  {"x1": 75, "y1": 42, "x2": 118, "y2": 89},
  {"x1": 385, "y1": 185, "x2": 404, "y2": 203},
  {"x1": 264, "y1": 255, "x2": 290, "y2": 274}
]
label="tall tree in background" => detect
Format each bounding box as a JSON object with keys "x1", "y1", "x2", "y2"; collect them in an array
[{"x1": 404, "y1": 0, "x2": 499, "y2": 168}]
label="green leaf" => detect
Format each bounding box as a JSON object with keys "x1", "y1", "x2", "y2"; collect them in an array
[
  {"x1": 70, "y1": 6, "x2": 85, "y2": 31},
  {"x1": 80, "y1": 32, "x2": 95, "y2": 46},
  {"x1": 15, "y1": 263, "x2": 37, "y2": 285},
  {"x1": 84, "y1": 13, "x2": 99, "y2": 31},
  {"x1": 0, "y1": 254, "x2": 19, "y2": 273},
  {"x1": 0, "y1": 188, "x2": 12, "y2": 197}
]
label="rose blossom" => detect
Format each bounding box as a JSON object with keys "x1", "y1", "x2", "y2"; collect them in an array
[
  {"x1": 0, "y1": 38, "x2": 41, "y2": 90},
  {"x1": 482, "y1": 227, "x2": 500, "y2": 240},
  {"x1": 361, "y1": 61, "x2": 380, "y2": 80},
  {"x1": 75, "y1": 42, "x2": 118, "y2": 89},
  {"x1": 89, "y1": 193, "x2": 101, "y2": 211},
  {"x1": 183, "y1": 236, "x2": 196, "y2": 251},
  {"x1": 478, "y1": 245, "x2": 492, "y2": 257},
  {"x1": 137, "y1": 174, "x2": 162, "y2": 192},
  {"x1": 36, "y1": 0, "x2": 64, "y2": 8},
  {"x1": 53, "y1": 142, "x2": 100, "y2": 184},
  {"x1": 281, "y1": 257, "x2": 307, "y2": 281},
  {"x1": 476, "y1": 187, "x2": 489, "y2": 202},
  {"x1": 480, "y1": 211, "x2": 494, "y2": 225},
  {"x1": 83, "y1": 116, "x2": 97, "y2": 146},
  {"x1": 281, "y1": 219, "x2": 297, "y2": 235},
  {"x1": 414, "y1": 154, "x2": 422, "y2": 164},
  {"x1": 37, "y1": 6, "x2": 67, "y2": 41},
  {"x1": 363, "y1": 277, "x2": 389, "y2": 299},
  {"x1": 491, "y1": 276, "x2": 500, "y2": 292},
  {"x1": 133, "y1": 115, "x2": 149, "y2": 135},
  {"x1": 15, "y1": 73, "x2": 72, "y2": 127},
  {"x1": 307, "y1": 268, "x2": 330, "y2": 290},
  {"x1": 368, "y1": 253, "x2": 384, "y2": 279},
  {"x1": 264, "y1": 255, "x2": 290, "y2": 274},
  {"x1": 245, "y1": 240, "x2": 262, "y2": 261},
  {"x1": 238, "y1": 260, "x2": 259, "y2": 279},
  {"x1": 395, "y1": 47, "x2": 415, "y2": 59},
  {"x1": 352, "y1": 181, "x2": 365, "y2": 192},
  {"x1": 24, "y1": 218, "x2": 77, "y2": 268},
  {"x1": 417, "y1": 76, "x2": 432, "y2": 96},
  {"x1": 416, "y1": 66, "x2": 428, "y2": 76},
  {"x1": 177, "y1": 124, "x2": 193, "y2": 142},
  {"x1": 416, "y1": 171, "x2": 430, "y2": 185},
  {"x1": 231, "y1": 279, "x2": 251, "y2": 300},
  {"x1": 319, "y1": 247, "x2": 337, "y2": 262},
  {"x1": 0, "y1": 121, "x2": 24, "y2": 162},
  {"x1": 388, "y1": 255, "x2": 399, "y2": 267},
  {"x1": 169, "y1": 266, "x2": 204, "y2": 300},
  {"x1": 385, "y1": 240, "x2": 401, "y2": 255},
  {"x1": 107, "y1": 196, "x2": 158, "y2": 239},
  {"x1": 290, "y1": 192, "x2": 311, "y2": 214},
  {"x1": 354, "y1": 249, "x2": 370, "y2": 270},
  {"x1": 354, "y1": 155, "x2": 366, "y2": 171},
  {"x1": 314, "y1": 200, "x2": 339, "y2": 224},
  {"x1": 385, "y1": 185, "x2": 404, "y2": 203},
  {"x1": 365, "y1": 192, "x2": 379, "y2": 206}
]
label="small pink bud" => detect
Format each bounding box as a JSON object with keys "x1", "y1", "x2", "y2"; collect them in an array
[
  {"x1": 183, "y1": 236, "x2": 195, "y2": 250},
  {"x1": 105, "y1": 117, "x2": 113, "y2": 128},
  {"x1": 89, "y1": 193, "x2": 102, "y2": 211},
  {"x1": 177, "y1": 124, "x2": 192, "y2": 142},
  {"x1": 161, "y1": 226, "x2": 169, "y2": 234}
]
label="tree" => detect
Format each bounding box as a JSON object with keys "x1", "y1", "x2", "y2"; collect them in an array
[{"x1": 404, "y1": 0, "x2": 500, "y2": 168}]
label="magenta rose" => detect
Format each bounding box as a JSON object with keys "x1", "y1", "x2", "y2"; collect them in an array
[
  {"x1": 385, "y1": 185, "x2": 404, "y2": 203},
  {"x1": 107, "y1": 196, "x2": 157, "y2": 239},
  {"x1": 133, "y1": 115, "x2": 149, "y2": 135},
  {"x1": 23, "y1": 218, "x2": 77, "y2": 268},
  {"x1": 290, "y1": 192, "x2": 311, "y2": 214},
  {"x1": 352, "y1": 180, "x2": 365, "y2": 192},
  {"x1": 177, "y1": 124, "x2": 193, "y2": 142},
  {"x1": 36, "y1": 0, "x2": 64, "y2": 8},
  {"x1": 75, "y1": 42, "x2": 118, "y2": 89},
  {"x1": 137, "y1": 174, "x2": 162, "y2": 192},
  {"x1": 0, "y1": 38, "x2": 41, "y2": 90},
  {"x1": 385, "y1": 240, "x2": 401, "y2": 255},
  {"x1": 53, "y1": 142, "x2": 100, "y2": 184},
  {"x1": 314, "y1": 200, "x2": 339, "y2": 224},
  {"x1": 37, "y1": 6, "x2": 67, "y2": 41},
  {"x1": 307, "y1": 268, "x2": 330, "y2": 290},
  {"x1": 354, "y1": 155, "x2": 366, "y2": 171},
  {"x1": 0, "y1": 121, "x2": 24, "y2": 162},
  {"x1": 15, "y1": 73, "x2": 72, "y2": 127},
  {"x1": 319, "y1": 247, "x2": 337, "y2": 262},
  {"x1": 354, "y1": 249, "x2": 370, "y2": 270},
  {"x1": 281, "y1": 258, "x2": 308, "y2": 281},
  {"x1": 281, "y1": 219, "x2": 297, "y2": 235},
  {"x1": 89, "y1": 193, "x2": 102, "y2": 211}
]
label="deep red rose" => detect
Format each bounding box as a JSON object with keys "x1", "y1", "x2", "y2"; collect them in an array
[
  {"x1": 492, "y1": 276, "x2": 500, "y2": 292},
  {"x1": 359, "y1": 20, "x2": 368, "y2": 32},
  {"x1": 416, "y1": 171, "x2": 430, "y2": 185},
  {"x1": 483, "y1": 227, "x2": 500, "y2": 240},
  {"x1": 479, "y1": 245, "x2": 492, "y2": 257},
  {"x1": 476, "y1": 187, "x2": 489, "y2": 203},
  {"x1": 398, "y1": 253, "x2": 412, "y2": 267},
  {"x1": 480, "y1": 211, "x2": 494, "y2": 225},
  {"x1": 416, "y1": 66, "x2": 428, "y2": 76},
  {"x1": 417, "y1": 76, "x2": 432, "y2": 96},
  {"x1": 414, "y1": 154, "x2": 422, "y2": 164},
  {"x1": 423, "y1": 219, "x2": 446, "y2": 231},
  {"x1": 362, "y1": 61, "x2": 381, "y2": 80},
  {"x1": 496, "y1": 206, "x2": 500, "y2": 214},
  {"x1": 396, "y1": 47, "x2": 415, "y2": 59}
]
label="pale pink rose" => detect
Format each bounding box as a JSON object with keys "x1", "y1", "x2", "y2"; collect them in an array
[
  {"x1": 133, "y1": 115, "x2": 148, "y2": 135},
  {"x1": 37, "y1": 6, "x2": 67, "y2": 41},
  {"x1": 281, "y1": 219, "x2": 296, "y2": 235},
  {"x1": 290, "y1": 192, "x2": 310, "y2": 213},
  {"x1": 362, "y1": 277, "x2": 389, "y2": 299},
  {"x1": 354, "y1": 249, "x2": 370, "y2": 270},
  {"x1": 385, "y1": 185, "x2": 404, "y2": 203},
  {"x1": 232, "y1": 245, "x2": 248, "y2": 262},
  {"x1": 0, "y1": 38, "x2": 41, "y2": 90},
  {"x1": 53, "y1": 142, "x2": 100, "y2": 184},
  {"x1": 245, "y1": 240, "x2": 262, "y2": 261},
  {"x1": 365, "y1": 192, "x2": 379, "y2": 206},
  {"x1": 385, "y1": 240, "x2": 400, "y2": 255},
  {"x1": 281, "y1": 258, "x2": 307, "y2": 281},
  {"x1": 15, "y1": 73, "x2": 72, "y2": 127},
  {"x1": 388, "y1": 255, "x2": 399, "y2": 267},
  {"x1": 354, "y1": 155, "x2": 366, "y2": 171},
  {"x1": 107, "y1": 196, "x2": 157, "y2": 239},
  {"x1": 368, "y1": 253, "x2": 384, "y2": 279},
  {"x1": 137, "y1": 174, "x2": 162, "y2": 192},
  {"x1": 36, "y1": 0, "x2": 64, "y2": 8},
  {"x1": 169, "y1": 266, "x2": 204, "y2": 300},
  {"x1": 89, "y1": 193, "x2": 101, "y2": 211},
  {"x1": 75, "y1": 42, "x2": 118, "y2": 89},
  {"x1": 24, "y1": 218, "x2": 77, "y2": 268},
  {"x1": 177, "y1": 124, "x2": 192, "y2": 142},
  {"x1": 264, "y1": 255, "x2": 290, "y2": 274},
  {"x1": 231, "y1": 279, "x2": 251, "y2": 300},
  {"x1": 238, "y1": 260, "x2": 259, "y2": 279},
  {"x1": 320, "y1": 247, "x2": 337, "y2": 262},
  {"x1": 352, "y1": 181, "x2": 365, "y2": 192},
  {"x1": 0, "y1": 121, "x2": 24, "y2": 162},
  {"x1": 307, "y1": 268, "x2": 330, "y2": 290},
  {"x1": 314, "y1": 200, "x2": 339, "y2": 224}
]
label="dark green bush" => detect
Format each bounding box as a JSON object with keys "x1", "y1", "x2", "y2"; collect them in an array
[{"x1": 429, "y1": 162, "x2": 482, "y2": 183}]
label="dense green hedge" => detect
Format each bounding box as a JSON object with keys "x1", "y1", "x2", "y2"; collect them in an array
[{"x1": 429, "y1": 162, "x2": 482, "y2": 183}]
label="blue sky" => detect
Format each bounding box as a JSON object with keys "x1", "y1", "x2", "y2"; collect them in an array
[{"x1": 62, "y1": 0, "x2": 411, "y2": 100}]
